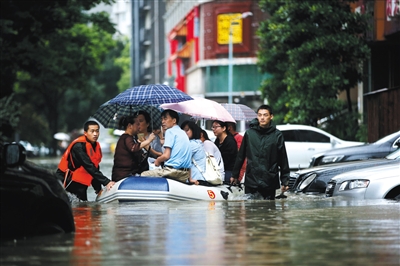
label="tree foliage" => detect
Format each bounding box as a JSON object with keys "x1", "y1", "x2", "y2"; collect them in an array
[
  {"x1": 257, "y1": 0, "x2": 370, "y2": 136},
  {"x1": 0, "y1": 0, "x2": 122, "y2": 152},
  {"x1": 114, "y1": 38, "x2": 131, "y2": 93}
]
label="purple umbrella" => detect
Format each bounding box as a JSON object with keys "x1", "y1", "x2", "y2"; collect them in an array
[{"x1": 220, "y1": 103, "x2": 257, "y2": 121}]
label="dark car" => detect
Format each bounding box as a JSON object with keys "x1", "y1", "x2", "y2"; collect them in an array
[
  {"x1": 1, "y1": 142, "x2": 75, "y2": 238},
  {"x1": 309, "y1": 131, "x2": 400, "y2": 167},
  {"x1": 289, "y1": 149, "x2": 400, "y2": 194}
]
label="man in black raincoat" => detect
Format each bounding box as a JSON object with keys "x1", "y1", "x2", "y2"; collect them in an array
[{"x1": 231, "y1": 105, "x2": 290, "y2": 199}]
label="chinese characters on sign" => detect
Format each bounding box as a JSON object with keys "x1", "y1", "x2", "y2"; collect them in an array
[{"x1": 217, "y1": 13, "x2": 244, "y2": 45}]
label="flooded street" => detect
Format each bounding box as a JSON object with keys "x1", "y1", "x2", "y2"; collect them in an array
[{"x1": 1, "y1": 156, "x2": 399, "y2": 265}]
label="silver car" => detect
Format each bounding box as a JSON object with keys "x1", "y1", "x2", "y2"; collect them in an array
[{"x1": 325, "y1": 163, "x2": 400, "y2": 200}]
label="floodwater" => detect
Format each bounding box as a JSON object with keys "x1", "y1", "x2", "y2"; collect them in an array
[{"x1": 1, "y1": 155, "x2": 399, "y2": 265}]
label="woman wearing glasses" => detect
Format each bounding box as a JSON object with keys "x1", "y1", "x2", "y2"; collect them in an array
[{"x1": 211, "y1": 120, "x2": 238, "y2": 183}]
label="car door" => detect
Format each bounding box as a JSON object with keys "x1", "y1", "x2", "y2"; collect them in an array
[
  {"x1": 281, "y1": 129, "x2": 303, "y2": 170},
  {"x1": 282, "y1": 129, "x2": 332, "y2": 169},
  {"x1": 296, "y1": 130, "x2": 332, "y2": 168}
]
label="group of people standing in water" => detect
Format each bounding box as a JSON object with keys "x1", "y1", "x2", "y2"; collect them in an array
[{"x1": 57, "y1": 105, "x2": 291, "y2": 202}]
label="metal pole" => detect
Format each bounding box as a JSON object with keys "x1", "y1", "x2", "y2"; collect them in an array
[
  {"x1": 227, "y1": 12, "x2": 252, "y2": 104},
  {"x1": 228, "y1": 24, "x2": 233, "y2": 104}
]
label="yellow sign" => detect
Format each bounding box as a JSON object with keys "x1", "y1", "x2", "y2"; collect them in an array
[{"x1": 217, "y1": 13, "x2": 243, "y2": 45}]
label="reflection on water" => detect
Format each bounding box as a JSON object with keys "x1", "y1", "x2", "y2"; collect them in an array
[
  {"x1": 1, "y1": 198, "x2": 399, "y2": 265},
  {"x1": 2, "y1": 156, "x2": 399, "y2": 265}
]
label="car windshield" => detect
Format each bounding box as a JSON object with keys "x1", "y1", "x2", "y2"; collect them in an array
[
  {"x1": 386, "y1": 149, "x2": 400, "y2": 160},
  {"x1": 373, "y1": 131, "x2": 400, "y2": 145}
]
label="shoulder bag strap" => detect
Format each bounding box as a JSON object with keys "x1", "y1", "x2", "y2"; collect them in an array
[{"x1": 192, "y1": 158, "x2": 208, "y2": 180}]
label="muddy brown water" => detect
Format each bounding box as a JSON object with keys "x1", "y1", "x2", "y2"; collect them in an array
[{"x1": 1, "y1": 156, "x2": 398, "y2": 265}]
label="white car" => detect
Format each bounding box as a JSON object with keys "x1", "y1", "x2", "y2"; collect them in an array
[
  {"x1": 275, "y1": 124, "x2": 363, "y2": 170},
  {"x1": 325, "y1": 163, "x2": 400, "y2": 200}
]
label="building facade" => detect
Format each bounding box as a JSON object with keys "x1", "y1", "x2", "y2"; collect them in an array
[
  {"x1": 164, "y1": 0, "x2": 268, "y2": 107},
  {"x1": 101, "y1": 0, "x2": 166, "y2": 86},
  {"x1": 360, "y1": 0, "x2": 400, "y2": 141},
  {"x1": 130, "y1": 0, "x2": 166, "y2": 86}
]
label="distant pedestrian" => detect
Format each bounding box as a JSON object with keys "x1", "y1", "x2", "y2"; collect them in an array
[{"x1": 231, "y1": 105, "x2": 290, "y2": 200}]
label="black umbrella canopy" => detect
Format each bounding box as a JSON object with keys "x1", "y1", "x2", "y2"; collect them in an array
[{"x1": 92, "y1": 102, "x2": 162, "y2": 129}]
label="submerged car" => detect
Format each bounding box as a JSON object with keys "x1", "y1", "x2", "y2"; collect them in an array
[
  {"x1": 289, "y1": 149, "x2": 400, "y2": 194},
  {"x1": 0, "y1": 142, "x2": 75, "y2": 238},
  {"x1": 325, "y1": 163, "x2": 400, "y2": 200},
  {"x1": 309, "y1": 131, "x2": 400, "y2": 167},
  {"x1": 275, "y1": 124, "x2": 363, "y2": 170}
]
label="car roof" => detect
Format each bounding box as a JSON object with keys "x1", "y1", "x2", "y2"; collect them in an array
[
  {"x1": 297, "y1": 157, "x2": 388, "y2": 173},
  {"x1": 277, "y1": 124, "x2": 328, "y2": 131},
  {"x1": 277, "y1": 124, "x2": 339, "y2": 137},
  {"x1": 331, "y1": 163, "x2": 400, "y2": 182},
  {"x1": 296, "y1": 157, "x2": 399, "y2": 176},
  {"x1": 311, "y1": 131, "x2": 400, "y2": 157}
]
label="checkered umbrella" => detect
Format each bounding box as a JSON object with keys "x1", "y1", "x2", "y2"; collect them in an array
[
  {"x1": 109, "y1": 84, "x2": 193, "y2": 105},
  {"x1": 220, "y1": 103, "x2": 257, "y2": 121},
  {"x1": 92, "y1": 101, "x2": 162, "y2": 129}
]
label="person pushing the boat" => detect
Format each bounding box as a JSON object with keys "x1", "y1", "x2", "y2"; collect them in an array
[
  {"x1": 141, "y1": 109, "x2": 192, "y2": 183},
  {"x1": 56, "y1": 120, "x2": 115, "y2": 201}
]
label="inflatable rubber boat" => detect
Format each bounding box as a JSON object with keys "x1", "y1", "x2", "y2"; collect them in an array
[{"x1": 96, "y1": 176, "x2": 244, "y2": 203}]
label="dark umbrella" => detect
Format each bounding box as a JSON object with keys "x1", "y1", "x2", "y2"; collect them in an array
[
  {"x1": 94, "y1": 84, "x2": 192, "y2": 129},
  {"x1": 92, "y1": 101, "x2": 162, "y2": 129},
  {"x1": 109, "y1": 84, "x2": 193, "y2": 105}
]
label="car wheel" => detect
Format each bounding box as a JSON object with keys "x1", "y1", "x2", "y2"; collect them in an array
[{"x1": 385, "y1": 185, "x2": 400, "y2": 200}]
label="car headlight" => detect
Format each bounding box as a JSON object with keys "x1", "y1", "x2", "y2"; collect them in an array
[
  {"x1": 321, "y1": 155, "x2": 345, "y2": 164},
  {"x1": 338, "y1": 180, "x2": 370, "y2": 191},
  {"x1": 299, "y1": 173, "x2": 317, "y2": 191}
]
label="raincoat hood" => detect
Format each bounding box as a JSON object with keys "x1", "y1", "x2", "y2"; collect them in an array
[{"x1": 249, "y1": 118, "x2": 276, "y2": 134}]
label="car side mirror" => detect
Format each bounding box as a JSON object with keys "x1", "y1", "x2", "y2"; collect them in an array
[
  {"x1": 331, "y1": 138, "x2": 338, "y2": 147},
  {"x1": 2, "y1": 142, "x2": 26, "y2": 168}
]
